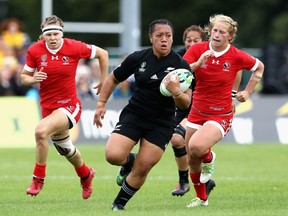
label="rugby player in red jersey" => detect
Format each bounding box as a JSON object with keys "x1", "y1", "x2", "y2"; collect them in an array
[
  {"x1": 21, "y1": 15, "x2": 109, "y2": 199},
  {"x1": 183, "y1": 14, "x2": 264, "y2": 208}
]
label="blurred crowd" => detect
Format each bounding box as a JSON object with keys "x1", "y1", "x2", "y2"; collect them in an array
[
  {"x1": 0, "y1": 17, "x2": 134, "y2": 100},
  {"x1": 0, "y1": 18, "x2": 34, "y2": 97},
  {"x1": 76, "y1": 57, "x2": 134, "y2": 101}
]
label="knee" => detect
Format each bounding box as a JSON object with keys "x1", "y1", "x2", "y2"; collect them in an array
[
  {"x1": 105, "y1": 150, "x2": 123, "y2": 165},
  {"x1": 187, "y1": 144, "x2": 203, "y2": 158},
  {"x1": 35, "y1": 124, "x2": 48, "y2": 141},
  {"x1": 171, "y1": 134, "x2": 185, "y2": 148}
]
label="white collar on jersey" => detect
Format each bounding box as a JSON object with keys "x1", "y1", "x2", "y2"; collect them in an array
[{"x1": 209, "y1": 42, "x2": 231, "y2": 58}]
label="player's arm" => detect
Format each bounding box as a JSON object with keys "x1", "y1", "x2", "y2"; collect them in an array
[
  {"x1": 94, "y1": 72, "x2": 119, "y2": 128},
  {"x1": 231, "y1": 70, "x2": 242, "y2": 113},
  {"x1": 93, "y1": 46, "x2": 109, "y2": 94},
  {"x1": 21, "y1": 67, "x2": 47, "y2": 86},
  {"x1": 172, "y1": 88, "x2": 192, "y2": 110},
  {"x1": 236, "y1": 59, "x2": 265, "y2": 102},
  {"x1": 232, "y1": 70, "x2": 242, "y2": 100},
  {"x1": 185, "y1": 50, "x2": 214, "y2": 72},
  {"x1": 165, "y1": 73, "x2": 192, "y2": 110}
]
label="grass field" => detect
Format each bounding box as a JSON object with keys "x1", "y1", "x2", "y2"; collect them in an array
[{"x1": 0, "y1": 143, "x2": 287, "y2": 216}]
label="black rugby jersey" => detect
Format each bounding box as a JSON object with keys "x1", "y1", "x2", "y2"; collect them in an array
[{"x1": 113, "y1": 48, "x2": 191, "y2": 128}]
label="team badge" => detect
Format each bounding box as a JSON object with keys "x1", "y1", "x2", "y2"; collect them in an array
[
  {"x1": 40, "y1": 54, "x2": 48, "y2": 67},
  {"x1": 139, "y1": 61, "x2": 146, "y2": 72},
  {"x1": 223, "y1": 62, "x2": 231, "y2": 71},
  {"x1": 62, "y1": 56, "x2": 69, "y2": 64}
]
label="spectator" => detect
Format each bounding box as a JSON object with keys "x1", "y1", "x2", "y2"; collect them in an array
[
  {"x1": 112, "y1": 79, "x2": 132, "y2": 98},
  {"x1": 1, "y1": 18, "x2": 31, "y2": 50}
]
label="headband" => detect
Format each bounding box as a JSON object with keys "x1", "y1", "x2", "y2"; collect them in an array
[{"x1": 42, "y1": 25, "x2": 63, "y2": 35}]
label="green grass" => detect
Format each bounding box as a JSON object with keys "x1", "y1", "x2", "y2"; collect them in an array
[{"x1": 0, "y1": 143, "x2": 287, "y2": 216}]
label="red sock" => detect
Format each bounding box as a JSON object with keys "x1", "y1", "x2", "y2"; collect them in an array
[
  {"x1": 190, "y1": 172, "x2": 208, "y2": 200},
  {"x1": 33, "y1": 163, "x2": 46, "y2": 179},
  {"x1": 75, "y1": 163, "x2": 90, "y2": 178},
  {"x1": 202, "y1": 148, "x2": 212, "y2": 163}
]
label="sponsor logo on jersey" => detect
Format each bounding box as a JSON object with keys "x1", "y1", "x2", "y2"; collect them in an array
[
  {"x1": 150, "y1": 74, "x2": 158, "y2": 80},
  {"x1": 51, "y1": 55, "x2": 59, "y2": 60},
  {"x1": 212, "y1": 59, "x2": 220, "y2": 64}
]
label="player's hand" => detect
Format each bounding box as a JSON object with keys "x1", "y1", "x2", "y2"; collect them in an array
[
  {"x1": 93, "y1": 81, "x2": 104, "y2": 95},
  {"x1": 236, "y1": 90, "x2": 249, "y2": 102},
  {"x1": 33, "y1": 67, "x2": 47, "y2": 84},
  {"x1": 94, "y1": 102, "x2": 106, "y2": 128},
  {"x1": 198, "y1": 50, "x2": 214, "y2": 66},
  {"x1": 165, "y1": 73, "x2": 181, "y2": 96}
]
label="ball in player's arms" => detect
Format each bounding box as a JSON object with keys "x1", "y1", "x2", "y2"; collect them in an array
[{"x1": 160, "y1": 68, "x2": 193, "y2": 97}]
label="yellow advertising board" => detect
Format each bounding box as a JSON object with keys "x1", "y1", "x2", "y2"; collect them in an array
[{"x1": 0, "y1": 97, "x2": 40, "y2": 148}]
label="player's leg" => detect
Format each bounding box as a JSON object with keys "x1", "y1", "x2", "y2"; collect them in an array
[
  {"x1": 51, "y1": 130, "x2": 95, "y2": 199},
  {"x1": 171, "y1": 118, "x2": 190, "y2": 196},
  {"x1": 112, "y1": 138, "x2": 164, "y2": 211},
  {"x1": 52, "y1": 105, "x2": 95, "y2": 199},
  {"x1": 186, "y1": 123, "x2": 222, "y2": 208},
  {"x1": 111, "y1": 122, "x2": 173, "y2": 211},
  {"x1": 105, "y1": 132, "x2": 137, "y2": 187},
  {"x1": 26, "y1": 109, "x2": 71, "y2": 196},
  {"x1": 105, "y1": 132, "x2": 138, "y2": 211}
]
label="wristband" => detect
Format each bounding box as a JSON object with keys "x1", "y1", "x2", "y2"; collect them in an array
[{"x1": 232, "y1": 90, "x2": 237, "y2": 100}]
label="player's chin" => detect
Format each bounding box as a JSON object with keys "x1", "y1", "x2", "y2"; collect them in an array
[{"x1": 159, "y1": 49, "x2": 170, "y2": 56}]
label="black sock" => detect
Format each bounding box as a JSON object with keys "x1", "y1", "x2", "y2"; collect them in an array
[
  {"x1": 179, "y1": 170, "x2": 189, "y2": 183},
  {"x1": 113, "y1": 180, "x2": 139, "y2": 207},
  {"x1": 121, "y1": 153, "x2": 135, "y2": 173}
]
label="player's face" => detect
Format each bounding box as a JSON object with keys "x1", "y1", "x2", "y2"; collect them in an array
[
  {"x1": 43, "y1": 31, "x2": 63, "y2": 50},
  {"x1": 150, "y1": 24, "x2": 173, "y2": 58},
  {"x1": 184, "y1": 31, "x2": 203, "y2": 50},
  {"x1": 210, "y1": 21, "x2": 231, "y2": 51}
]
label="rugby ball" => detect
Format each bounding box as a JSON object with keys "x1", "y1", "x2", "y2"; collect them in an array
[{"x1": 160, "y1": 68, "x2": 193, "y2": 97}]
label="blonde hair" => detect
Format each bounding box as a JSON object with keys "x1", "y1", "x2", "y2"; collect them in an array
[
  {"x1": 205, "y1": 14, "x2": 238, "y2": 43},
  {"x1": 40, "y1": 15, "x2": 64, "y2": 30}
]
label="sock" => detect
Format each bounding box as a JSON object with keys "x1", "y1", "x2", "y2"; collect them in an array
[
  {"x1": 75, "y1": 162, "x2": 90, "y2": 179},
  {"x1": 33, "y1": 163, "x2": 46, "y2": 179},
  {"x1": 121, "y1": 153, "x2": 135, "y2": 173},
  {"x1": 179, "y1": 170, "x2": 189, "y2": 183},
  {"x1": 113, "y1": 180, "x2": 139, "y2": 207},
  {"x1": 190, "y1": 172, "x2": 207, "y2": 201},
  {"x1": 202, "y1": 148, "x2": 212, "y2": 163}
]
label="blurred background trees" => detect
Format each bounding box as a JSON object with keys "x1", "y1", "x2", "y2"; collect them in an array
[
  {"x1": 1, "y1": 0, "x2": 288, "y2": 48},
  {"x1": 1, "y1": 0, "x2": 288, "y2": 94}
]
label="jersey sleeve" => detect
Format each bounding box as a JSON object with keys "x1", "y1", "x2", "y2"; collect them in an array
[
  {"x1": 73, "y1": 39, "x2": 96, "y2": 59},
  {"x1": 183, "y1": 45, "x2": 197, "y2": 64},
  {"x1": 23, "y1": 48, "x2": 37, "y2": 72},
  {"x1": 113, "y1": 52, "x2": 137, "y2": 82},
  {"x1": 239, "y1": 49, "x2": 259, "y2": 72}
]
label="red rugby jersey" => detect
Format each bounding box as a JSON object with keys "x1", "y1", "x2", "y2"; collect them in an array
[
  {"x1": 24, "y1": 38, "x2": 96, "y2": 109},
  {"x1": 183, "y1": 41, "x2": 258, "y2": 115}
]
